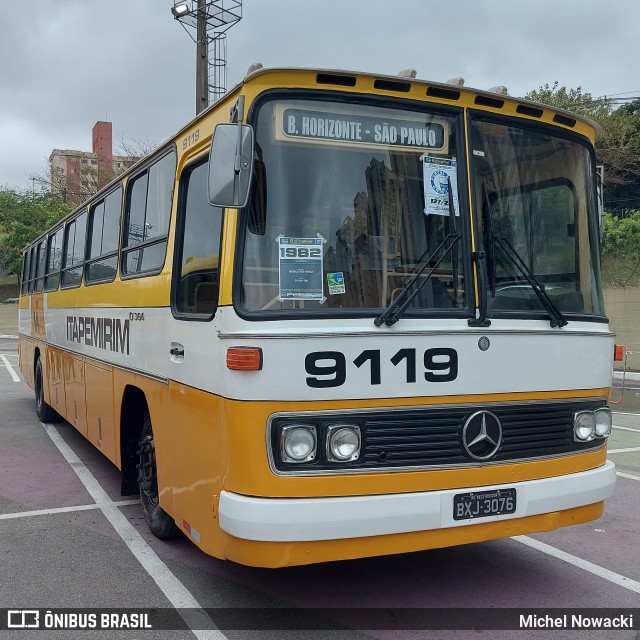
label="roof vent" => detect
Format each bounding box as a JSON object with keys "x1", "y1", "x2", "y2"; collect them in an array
[
  {"x1": 246, "y1": 62, "x2": 263, "y2": 75},
  {"x1": 397, "y1": 68, "x2": 417, "y2": 78},
  {"x1": 446, "y1": 77, "x2": 465, "y2": 86},
  {"x1": 488, "y1": 85, "x2": 508, "y2": 95}
]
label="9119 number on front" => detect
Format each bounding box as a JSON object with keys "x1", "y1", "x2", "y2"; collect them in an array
[{"x1": 304, "y1": 348, "x2": 458, "y2": 388}]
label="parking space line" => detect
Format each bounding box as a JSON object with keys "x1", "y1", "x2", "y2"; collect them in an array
[
  {"x1": 607, "y1": 446, "x2": 640, "y2": 454},
  {"x1": 612, "y1": 425, "x2": 640, "y2": 433},
  {"x1": 0, "y1": 354, "x2": 20, "y2": 382},
  {"x1": 513, "y1": 535, "x2": 640, "y2": 594},
  {"x1": 0, "y1": 500, "x2": 140, "y2": 521},
  {"x1": 616, "y1": 471, "x2": 640, "y2": 481},
  {"x1": 41, "y1": 421, "x2": 227, "y2": 640}
]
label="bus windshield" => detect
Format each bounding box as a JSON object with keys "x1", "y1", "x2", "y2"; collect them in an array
[
  {"x1": 240, "y1": 98, "x2": 466, "y2": 315},
  {"x1": 470, "y1": 118, "x2": 604, "y2": 317}
]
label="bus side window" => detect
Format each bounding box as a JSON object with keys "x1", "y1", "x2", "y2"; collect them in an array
[
  {"x1": 61, "y1": 211, "x2": 87, "y2": 289},
  {"x1": 86, "y1": 187, "x2": 121, "y2": 284},
  {"x1": 45, "y1": 227, "x2": 64, "y2": 291},
  {"x1": 173, "y1": 158, "x2": 223, "y2": 317},
  {"x1": 27, "y1": 246, "x2": 36, "y2": 293},
  {"x1": 122, "y1": 150, "x2": 175, "y2": 277},
  {"x1": 21, "y1": 251, "x2": 30, "y2": 294},
  {"x1": 34, "y1": 240, "x2": 46, "y2": 293}
]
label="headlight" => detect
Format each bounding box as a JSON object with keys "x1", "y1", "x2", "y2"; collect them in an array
[
  {"x1": 280, "y1": 425, "x2": 317, "y2": 463},
  {"x1": 327, "y1": 425, "x2": 361, "y2": 462},
  {"x1": 573, "y1": 411, "x2": 596, "y2": 442},
  {"x1": 594, "y1": 408, "x2": 612, "y2": 438}
]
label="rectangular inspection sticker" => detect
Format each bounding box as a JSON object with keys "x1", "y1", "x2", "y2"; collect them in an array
[
  {"x1": 422, "y1": 155, "x2": 459, "y2": 216},
  {"x1": 277, "y1": 235, "x2": 326, "y2": 301}
]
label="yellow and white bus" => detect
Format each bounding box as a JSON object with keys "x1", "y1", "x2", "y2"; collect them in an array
[{"x1": 19, "y1": 67, "x2": 616, "y2": 567}]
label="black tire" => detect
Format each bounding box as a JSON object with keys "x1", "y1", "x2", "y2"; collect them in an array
[
  {"x1": 137, "y1": 412, "x2": 180, "y2": 539},
  {"x1": 35, "y1": 357, "x2": 57, "y2": 423}
]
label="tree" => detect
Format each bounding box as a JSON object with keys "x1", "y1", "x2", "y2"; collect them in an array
[
  {"x1": 600, "y1": 210, "x2": 640, "y2": 286},
  {"x1": 525, "y1": 82, "x2": 610, "y2": 119},
  {"x1": 596, "y1": 101, "x2": 640, "y2": 210},
  {"x1": 0, "y1": 189, "x2": 71, "y2": 276}
]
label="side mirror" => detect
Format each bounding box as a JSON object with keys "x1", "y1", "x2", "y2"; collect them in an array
[{"x1": 208, "y1": 123, "x2": 254, "y2": 208}]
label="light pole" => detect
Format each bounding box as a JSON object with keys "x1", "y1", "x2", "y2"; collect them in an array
[{"x1": 170, "y1": 1, "x2": 243, "y2": 115}]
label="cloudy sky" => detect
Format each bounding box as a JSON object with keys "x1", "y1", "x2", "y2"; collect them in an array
[{"x1": 0, "y1": 0, "x2": 637, "y2": 191}]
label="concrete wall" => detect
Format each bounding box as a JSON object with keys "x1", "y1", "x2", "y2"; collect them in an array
[{"x1": 604, "y1": 286, "x2": 640, "y2": 372}]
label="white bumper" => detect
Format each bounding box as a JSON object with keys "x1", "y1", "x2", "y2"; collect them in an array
[{"x1": 219, "y1": 461, "x2": 616, "y2": 542}]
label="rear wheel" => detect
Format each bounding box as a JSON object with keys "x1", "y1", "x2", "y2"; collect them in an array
[
  {"x1": 34, "y1": 357, "x2": 57, "y2": 423},
  {"x1": 137, "y1": 412, "x2": 180, "y2": 539}
]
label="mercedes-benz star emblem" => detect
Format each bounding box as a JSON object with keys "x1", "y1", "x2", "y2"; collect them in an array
[{"x1": 462, "y1": 410, "x2": 503, "y2": 461}]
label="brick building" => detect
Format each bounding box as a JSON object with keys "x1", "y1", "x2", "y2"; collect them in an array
[{"x1": 49, "y1": 121, "x2": 137, "y2": 206}]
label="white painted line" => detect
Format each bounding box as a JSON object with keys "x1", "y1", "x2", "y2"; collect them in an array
[
  {"x1": 41, "y1": 422, "x2": 226, "y2": 640},
  {"x1": 617, "y1": 471, "x2": 640, "y2": 482},
  {"x1": 607, "y1": 446, "x2": 640, "y2": 454},
  {"x1": 513, "y1": 535, "x2": 640, "y2": 594},
  {"x1": 0, "y1": 500, "x2": 140, "y2": 521},
  {"x1": 612, "y1": 425, "x2": 640, "y2": 433},
  {"x1": 0, "y1": 334, "x2": 18, "y2": 339},
  {"x1": 0, "y1": 353, "x2": 20, "y2": 382}
]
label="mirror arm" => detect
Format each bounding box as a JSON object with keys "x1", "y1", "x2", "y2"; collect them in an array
[{"x1": 234, "y1": 95, "x2": 246, "y2": 174}]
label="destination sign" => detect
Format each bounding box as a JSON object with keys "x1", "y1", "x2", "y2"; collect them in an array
[{"x1": 282, "y1": 108, "x2": 446, "y2": 150}]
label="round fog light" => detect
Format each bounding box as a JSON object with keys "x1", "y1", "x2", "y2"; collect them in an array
[
  {"x1": 574, "y1": 411, "x2": 596, "y2": 442},
  {"x1": 281, "y1": 426, "x2": 316, "y2": 463},
  {"x1": 594, "y1": 408, "x2": 612, "y2": 437},
  {"x1": 328, "y1": 426, "x2": 361, "y2": 462}
]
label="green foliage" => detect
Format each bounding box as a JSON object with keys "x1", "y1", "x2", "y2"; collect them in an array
[
  {"x1": 0, "y1": 189, "x2": 71, "y2": 276},
  {"x1": 525, "y1": 82, "x2": 610, "y2": 120},
  {"x1": 600, "y1": 211, "x2": 640, "y2": 286}
]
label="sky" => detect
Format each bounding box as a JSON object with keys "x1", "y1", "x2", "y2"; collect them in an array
[{"x1": 1, "y1": 0, "x2": 638, "y2": 191}]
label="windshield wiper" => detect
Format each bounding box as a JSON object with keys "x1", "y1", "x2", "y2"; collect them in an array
[
  {"x1": 374, "y1": 232, "x2": 460, "y2": 327},
  {"x1": 494, "y1": 236, "x2": 568, "y2": 328}
]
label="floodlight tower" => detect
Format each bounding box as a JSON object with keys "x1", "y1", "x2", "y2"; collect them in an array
[{"x1": 171, "y1": 0, "x2": 243, "y2": 115}]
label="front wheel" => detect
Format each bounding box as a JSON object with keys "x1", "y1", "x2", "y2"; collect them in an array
[
  {"x1": 137, "y1": 412, "x2": 180, "y2": 539},
  {"x1": 35, "y1": 357, "x2": 57, "y2": 423}
]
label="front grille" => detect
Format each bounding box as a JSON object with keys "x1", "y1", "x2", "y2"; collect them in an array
[{"x1": 270, "y1": 399, "x2": 607, "y2": 473}]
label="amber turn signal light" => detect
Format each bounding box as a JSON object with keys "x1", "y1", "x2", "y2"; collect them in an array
[
  {"x1": 614, "y1": 344, "x2": 625, "y2": 362},
  {"x1": 227, "y1": 347, "x2": 263, "y2": 370}
]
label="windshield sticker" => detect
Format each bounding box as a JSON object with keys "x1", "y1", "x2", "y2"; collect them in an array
[
  {"x1": 282, "y1": 108, "x2": 447, "y2": 151},
  {"x1": 327, "y1": 272, "x2": 346, "y2": 295},
  {"x1": 277, "y1": 235, "x2": 327, "y2": 302},
  {"x1": 422, "y1": 155, "x2": 459, "y2": 216}
]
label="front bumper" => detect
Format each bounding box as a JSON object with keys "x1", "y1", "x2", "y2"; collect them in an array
[{"x1": 219, "y1": 461, "x2": 616, "y2": 542}]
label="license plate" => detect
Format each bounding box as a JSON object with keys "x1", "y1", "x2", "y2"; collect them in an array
[{"x1": 453, "y1": 488, "x2": 516, "y2": 521}]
